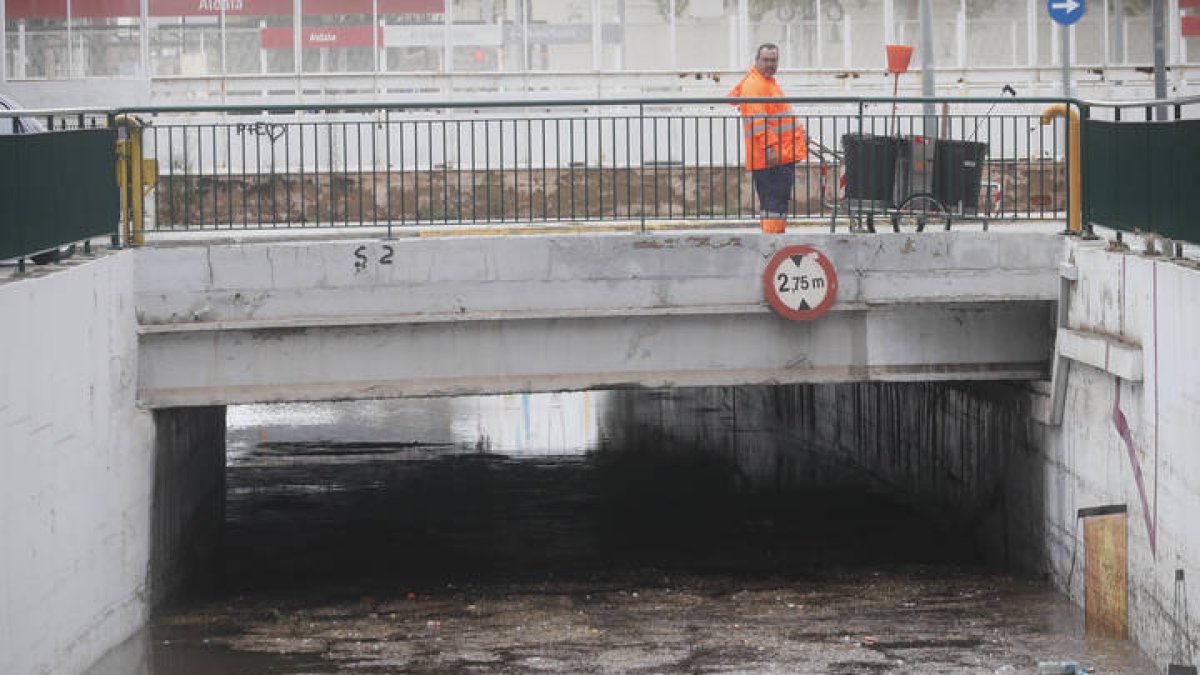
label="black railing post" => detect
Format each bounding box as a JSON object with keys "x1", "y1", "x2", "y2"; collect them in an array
[
  {"x1": 1079, "y1": 103, "x2": 1095, "y2": 239},
  {"x1": 638, "y1": 103, "x2": 646, "y2": 233}
]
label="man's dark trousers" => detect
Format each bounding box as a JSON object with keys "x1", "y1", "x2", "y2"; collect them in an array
[{"x1": 752, "y1": 162, "x2": 794, "y2": 217}]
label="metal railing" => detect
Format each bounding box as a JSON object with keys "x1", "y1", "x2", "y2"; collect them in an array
[
  {"x1": 115, "y1": 96, "x2": 1076, "y2": 238},
  {"x1": 1081, "y1": 95, "x2": 1200, "y2": 245}
]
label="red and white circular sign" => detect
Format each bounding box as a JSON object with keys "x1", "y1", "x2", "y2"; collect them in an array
[{"x1": 762, "y1": 245, "x2": 838, "y2": 321}]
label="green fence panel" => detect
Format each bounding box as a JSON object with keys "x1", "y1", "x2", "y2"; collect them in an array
[
  {"x1": 0, "y1": 128, "x2": 118, "y2": 261},
  {"x1": 1083, "y1": 118, "x2": 1200, "y2": 244}
]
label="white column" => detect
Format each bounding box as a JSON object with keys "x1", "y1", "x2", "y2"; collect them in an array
[
  {"x1": 1102, "y1": 0, "x2": 1110, "y2": 65},
  {"x1": 379, "y1": 19, "x2": 388, "y2": 72},
  {"x1": 816, "y1": 0, "x2": 824, "y2": 68},
  {"x1": 844, "y1": 14, "x2": 852, "y2": 68},
  {"x1": 785, "y1": 22, "x2": 792, "y2": 65},
  {"x1": 1122, "y1": 20, "x2": 1128, "y2": 62},
  {"x1": 67, "y1": 0, "x2": 74, "y2": 78},
  {"x1": 957, "y1": 1, "x2": 966, "y2": 69},
  {"x1": 373, "y1": 0, "x2": 380, "y2": 74},
  {"x1": 260, "y1": 19, "x2": 268, "y2": 74},
  {"x1": 884, "y1": 0, "x2": 895, "y2": 45},
  {"x1": 669, "y1": 0, "x2": 677, "y2": 71},
  {"x1": 1169, "y1": 0, "x2": 1181, "y2": 63},
  {"x1": 591, "y1": 0, "x2": 601, "y2": 71},
  {"x1": 521, "y1": 0, "x2": 529, "y2": 72},
  {"x1": 443, "y1": 0, "x2": 453, "y2": 73},
  {"x1": 1027, "y1": 0, "x2": 1038, "y2": 66},
  {"x1": 1012, "y1": 19, "x2": 1019, "y2": 65},
  {"x1": 738, "y1": 0, "x2": 748, "y2": 60},
  {"x1": 140, "y1": 0, "x2": 149, "y2": 77},
  {"x1": 1, "y1": 0, "x2": 7, "y2": 82},
  {"x1": 292, "y1": 0, "x2": 301, "y2": 76},
  {"x1": 17, "y1": 23, "x2": 26, "y2": 80},
  {"x1": 727, "y1": 13, "x2": 737, "y2": 68}
]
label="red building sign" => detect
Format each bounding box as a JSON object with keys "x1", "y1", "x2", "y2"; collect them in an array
[
  {"x1": 260, "y1": 25, "x2": 384, "y2": 50},
  {"x1": 4, "y1": 0, "x2": 443, "y2": 19}
]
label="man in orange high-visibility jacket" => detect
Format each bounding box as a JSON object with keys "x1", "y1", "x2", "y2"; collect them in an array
[{"x1": 728, "y1": 43, "x2": 807, "y2": 233}]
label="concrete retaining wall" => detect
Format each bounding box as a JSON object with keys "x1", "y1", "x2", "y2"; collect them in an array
[
  {"x1": 0, "y1": 255, "x2": 226, "y2": 675},
  {"x1": 602, "y1": 239, "x2": 1200, "y2": 670},
  {"x1": 603, "y1": 381, "x2": 1045, "y2": 571},
  {"x1": 1041, "y1": 241, "x2": 1200, "y2": 670}
]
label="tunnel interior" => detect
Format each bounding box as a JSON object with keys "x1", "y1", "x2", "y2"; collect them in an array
[
  {"x1": 103, "y1": 383, "x2": 1167, "y2": 675},
  {"x1": 201, "y1": 382, "x2": 1037, "y2": 598}
]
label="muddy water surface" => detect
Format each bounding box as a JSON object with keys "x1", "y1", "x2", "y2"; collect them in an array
[{"x1": 86, "y1": 394, "x2": 1155, "y2": 674}]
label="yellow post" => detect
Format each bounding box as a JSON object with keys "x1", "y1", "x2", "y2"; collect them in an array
[
  {"x1": 115, "y1": 127, "x2": 130, "y2": 248},
  {"x1": 113, "y1": 114, "x2": 146, "y2": 246},
  {"x1": 1040, "y1": 104, "x2": 1081, "y2": 234}
]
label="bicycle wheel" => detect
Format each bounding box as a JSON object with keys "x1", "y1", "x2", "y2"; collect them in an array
[{"x1": 891, "y1": 193, "x2": 948, "y2": 233}]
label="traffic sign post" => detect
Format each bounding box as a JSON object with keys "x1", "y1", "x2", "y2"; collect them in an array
[
  {"x1": 1047, "y1": 0, "x2": 1084, "y2": 98},
  {"x1": 762, "y1": 245, "x2": 838, "y2": 321}
]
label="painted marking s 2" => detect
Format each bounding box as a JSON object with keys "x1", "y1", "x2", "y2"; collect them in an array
[{"x1": 353, "y1": 244, "x2": 394, "y2": 273}]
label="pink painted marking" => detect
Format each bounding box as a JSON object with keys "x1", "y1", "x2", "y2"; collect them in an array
[{"x1": 1112, "y1": 377, "x2": 1157, "y2": 554}]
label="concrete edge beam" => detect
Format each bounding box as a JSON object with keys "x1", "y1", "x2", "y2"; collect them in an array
[
  {"x1": 136, "y1": 363, "x2": 1052, "y2": 408},
  {"x1": 135, "y1": 299, "x2": 1047, "y2": 335},
  {"x1": 1057, "y1": 328, "x2": 1143, "y2": 382}
]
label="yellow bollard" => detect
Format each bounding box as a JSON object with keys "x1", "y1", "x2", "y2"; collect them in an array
[
  {"x1": 1040, "y1": 104, "x2": 1081, "y2": 234},
  {"x1": 113, "y1": 114, "x2": 149, "y2": 246}
]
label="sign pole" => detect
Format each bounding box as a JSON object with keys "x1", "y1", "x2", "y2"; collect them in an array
[
  {"x1": 919, "y1": 0, "x2": 936, "y2": 135},
  {"x1": 1047, "y1": 0, "x2": 1085, "y2": 96},
  {"x1": 1061, "y1": 25, "x2": 1071, "y2": 98}
]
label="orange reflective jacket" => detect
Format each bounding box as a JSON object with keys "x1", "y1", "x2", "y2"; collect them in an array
[{"x1": 728, "y1": 67, "x2": 807, "y2": 171}]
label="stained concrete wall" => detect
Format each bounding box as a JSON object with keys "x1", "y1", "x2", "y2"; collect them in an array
[
  {"x1": 1040, "y1": 240, "x2": 1200, "y2": 670},
  {"x1": 603, "y1": 381, "x2": 1045, "y2": 570},
  {"x1": 602, "y1": 238, "x2": 1200, "y2": 670},
  {"x1": 0, "y1": 254, "x2": 226, "y2": 675}
]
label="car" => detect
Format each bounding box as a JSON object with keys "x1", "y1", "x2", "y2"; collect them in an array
[{"x1": 0, "y1": 92, "x2": 47, "y2": 135}]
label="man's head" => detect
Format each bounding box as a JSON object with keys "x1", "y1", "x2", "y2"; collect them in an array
[{"x1": 755, "y1": 43, "x2": 780, "y2": 78}]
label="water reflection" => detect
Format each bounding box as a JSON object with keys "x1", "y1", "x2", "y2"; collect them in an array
[
  {"x1": 450, "y1": 391, "x2": 602, "y2": 455},
  {"x1": 227, "y1": 391, "x2": 605, "y2": 462}
]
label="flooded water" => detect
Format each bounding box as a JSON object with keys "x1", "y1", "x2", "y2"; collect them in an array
[{"x1": 86, "y1": 392, "x2": 1156, "y2": 675}]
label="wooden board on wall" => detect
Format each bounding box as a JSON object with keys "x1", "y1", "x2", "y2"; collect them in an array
[{"x1": 1084, "y1": 512, "x2": 1128, "y2": 639}]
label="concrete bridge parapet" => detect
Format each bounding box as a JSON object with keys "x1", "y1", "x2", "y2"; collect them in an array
[{"x1": 134, "y1": 230, "x2": 1063, "y2": 407}]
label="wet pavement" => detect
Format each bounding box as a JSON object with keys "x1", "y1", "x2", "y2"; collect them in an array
[{"x1": 87, "y1": 394, "x2": 1156, "y2": 674}]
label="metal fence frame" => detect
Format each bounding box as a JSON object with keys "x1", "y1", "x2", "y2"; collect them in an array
[
  {"x1": 1, "y1": 95, "x2": 1098, "y2": 263},
  {"x1": 0, "y1": 122, "x2": 118, "y2": 266},
  {"x1": 1080, "y1": 94, "x2": 1200, "y2": 245},
  {"x1": 110, "y1": 95, "x2": 1079, "y2": 240}
]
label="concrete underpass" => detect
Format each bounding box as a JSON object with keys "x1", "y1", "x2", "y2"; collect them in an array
[
  {"x1": 80, "y1": 385, "x2": 1154, "y2": 674},
  {"x1": 3, "y1": 230, "x2": 1198, "y2": 674}
]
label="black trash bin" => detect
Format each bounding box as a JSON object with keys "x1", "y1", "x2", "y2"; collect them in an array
[
  {"x1": 842, "y1": 133, "x2": 901, "y2": 208},
  {"x1": 893, "y1": 135, "x2": 936, "y2": 206},
  {"x1": 933, "y1": 139, "x2": 988, "y2": 214}
]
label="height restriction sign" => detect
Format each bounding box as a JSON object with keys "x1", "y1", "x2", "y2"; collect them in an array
[{"x1": 762, "y1": 245, "x2": 838, "y2": 321}]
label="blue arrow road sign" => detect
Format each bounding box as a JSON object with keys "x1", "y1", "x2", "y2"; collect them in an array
[{"x1": 1047, "y1": 0, "x2": 1085, "y2": 25}]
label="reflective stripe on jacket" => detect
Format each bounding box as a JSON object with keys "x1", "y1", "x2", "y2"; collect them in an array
[{"x1": 728, "y1": 67, "x2": 807, "y2": 171}]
